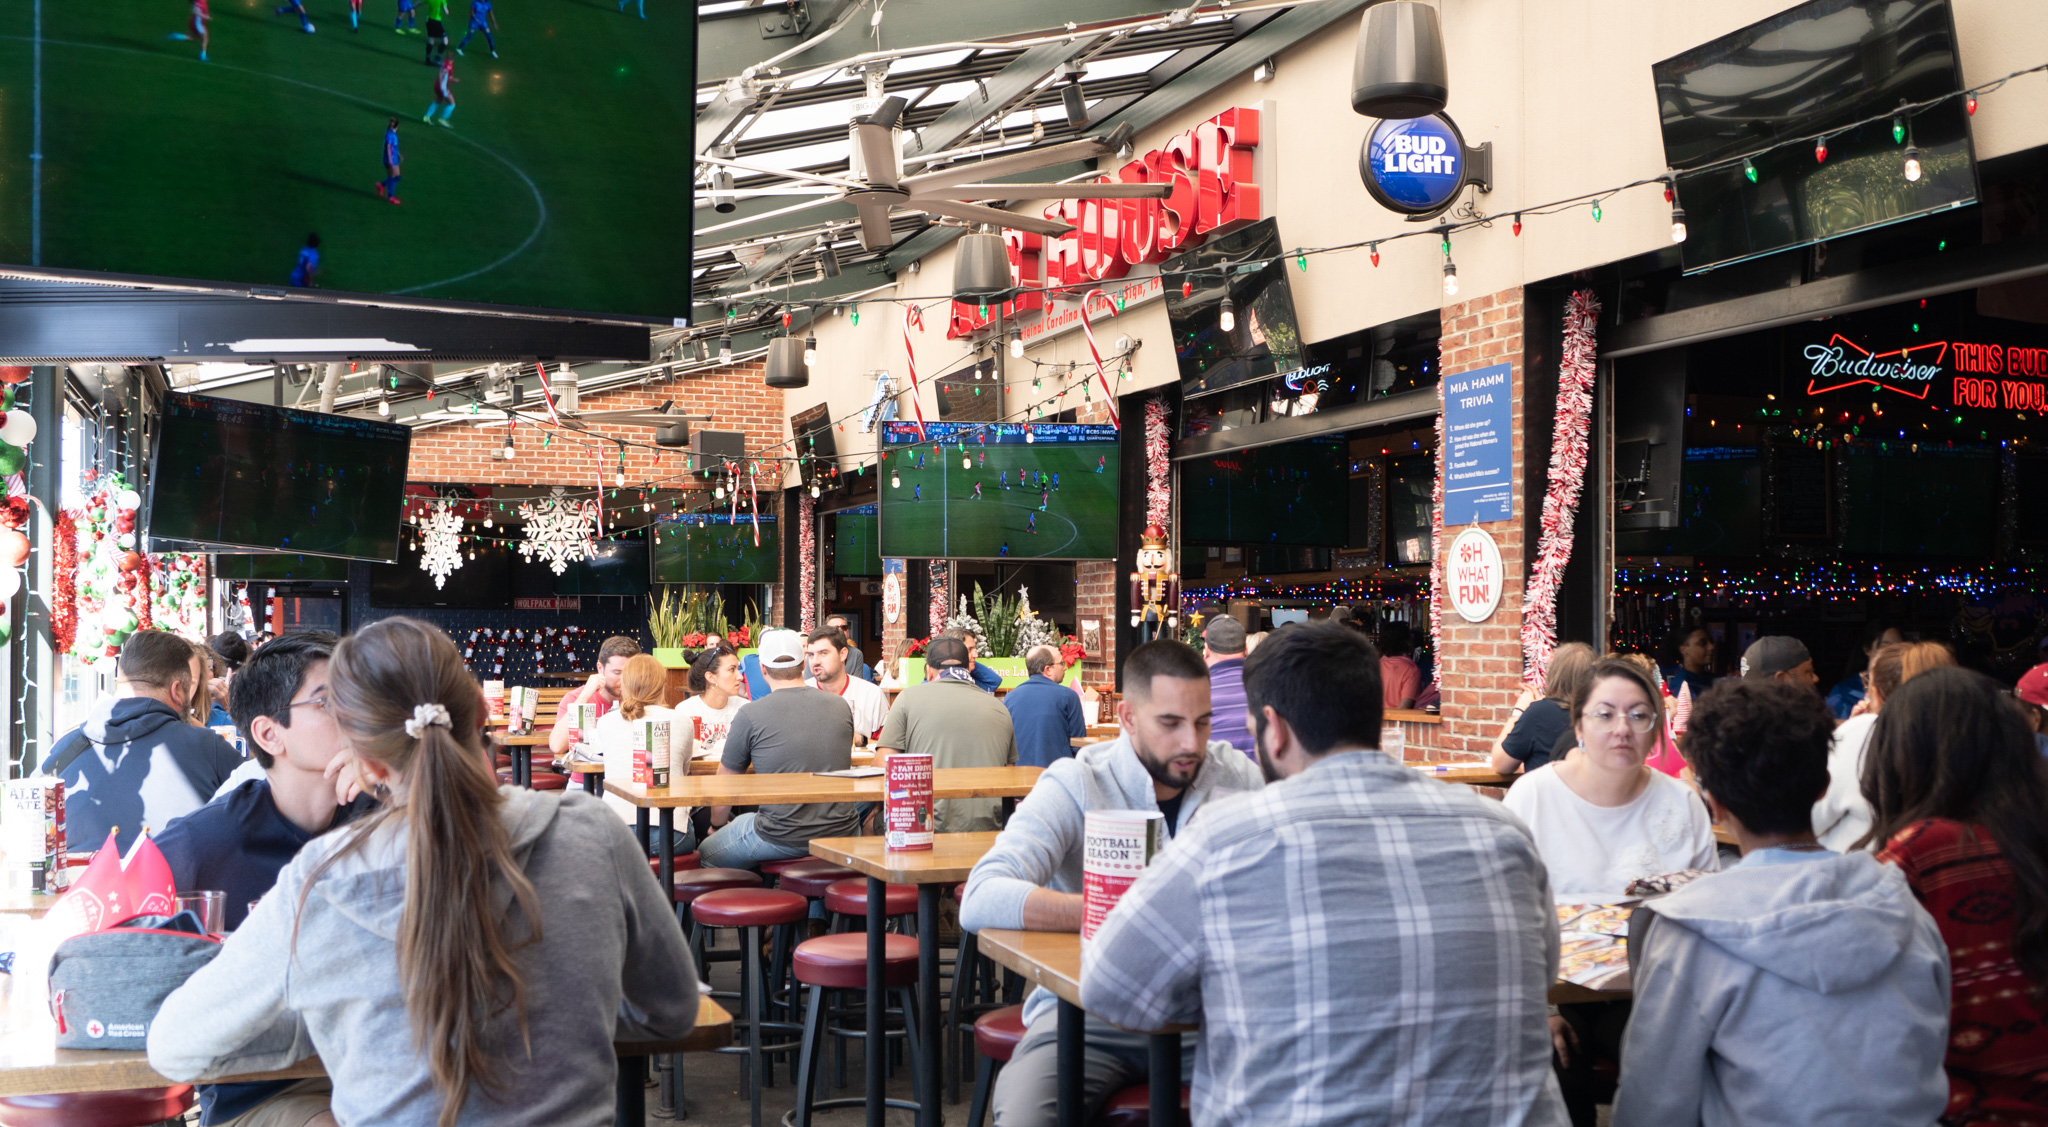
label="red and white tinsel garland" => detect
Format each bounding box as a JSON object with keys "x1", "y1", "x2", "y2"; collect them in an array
[
  {"x1": 798, "y1": 490, "x2": 817, "y2": 633},
  {"x1": 1143, "y1": 395, "x2": 1170, "y2": 530},
  {"x1": 1428, "y1": 378, "x2": 1447, "y2": 686},
  {"x1": 51, "y1": 509, "x2": 77, "y2": 655},
  {"x1": 1521, "y1": 290, "x2": 1603, "y2": 690},
  {"x1": 927, "y1": 559, "x2": 948, "y2": 634}
]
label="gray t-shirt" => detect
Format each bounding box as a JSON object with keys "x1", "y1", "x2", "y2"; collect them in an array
[{"x1": 721, "y1": 685, "x2": 859, "y2": 846}]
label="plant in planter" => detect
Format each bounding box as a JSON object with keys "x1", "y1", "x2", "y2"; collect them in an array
[
  {"x1": 649, "y1": 588, "x2": 701, "y2": 666},
  {"x1": 1014, "y1": 588, "x2": 1060, "y2": 658}
]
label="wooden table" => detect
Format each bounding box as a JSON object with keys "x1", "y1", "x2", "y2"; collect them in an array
[
  {"x1": 607, "y1": 768, "x2": 1041, "y2": 910},
  {"x1": 0, "y1": 892, "x2": 58, "y2": 919},
  {"x1": 808, "y1": 834, "x2": 997, "y2": 1127},
  {"x1": 0, "y1": 986, "x2": 730, "y2": 1127},
  {"x1": 558, "y1": 750, "x2": 878, "y2": 793},
  {"x1": 489, "y1": 731, "x2": 553, "y2": 788},
  {"x1": 975, "y1": 929, "x2": 1191, "y2": 1127},
  {"x1": 1412, "y1": 762, "x2": 1519, "y2": 787}
]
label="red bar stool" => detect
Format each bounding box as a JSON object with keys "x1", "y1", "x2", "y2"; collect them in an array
[
  {"x1": 784, "y1": 932, "x2": 924, "y2": 1127},
  {"x1": 964, "y1": 1004, "x2": 1026, "y2": 1127},
  {"x1": 647, "y1": 852, "x2": 704, "y2": 876},
  {"x1": 0, "y1": 1086, "x2": 195, "y2": 1127},
  {"x1": 758, "y1": 856, "x2": 812, "y2": 883},
  {"x1": 774, "y1": 861, "x2": 860, "y2": 900},
  {"x1": 823, "y1": 878, "x2": 917, "y2": 934},
  {"x1": 1097, "y1": 1084, "x2": 1190, "y2": 1126},
  {"x1": 694, "y1": 888, "x2": 811, "y2": 1127}
]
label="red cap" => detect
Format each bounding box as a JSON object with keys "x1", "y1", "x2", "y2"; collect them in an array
[{"x1": 2018, "y1": 663, "x2": 2048, "y2": 709}]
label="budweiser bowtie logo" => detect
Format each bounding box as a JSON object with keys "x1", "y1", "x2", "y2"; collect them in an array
[{"x1": 1803, "y1": 335, "x2": 1950, "y2": 399}]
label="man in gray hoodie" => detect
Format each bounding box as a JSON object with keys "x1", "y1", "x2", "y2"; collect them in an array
[
  {"x1": 1613, "y1": 678, "x2": 1951, "y2": 1127},
  {"x1": 960, "y1": 639, "x2": 1265, "y2": 1127}
]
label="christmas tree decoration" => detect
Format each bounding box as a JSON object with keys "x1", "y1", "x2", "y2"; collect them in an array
[
  {"x1": 515, "y1": 487, "x2": 598, "y2": 575},
  {"x1": 1522, "y1": 290, "x2": 1601, "y2": 691},
  {"x1": 419, "y1": 498, "x2": 466, "y2": 588}
]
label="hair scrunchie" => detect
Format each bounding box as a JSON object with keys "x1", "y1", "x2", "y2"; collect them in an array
[{"x1": 404, "y1": 702, "x2": 452, "y2": 739}]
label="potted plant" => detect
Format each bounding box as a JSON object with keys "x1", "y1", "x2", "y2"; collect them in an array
[{"x1": 648, "y1": 588, "x2": 697, "y2": 668}]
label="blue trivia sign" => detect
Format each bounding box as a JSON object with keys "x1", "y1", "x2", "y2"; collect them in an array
[
  {"x1": 1442, "y1": 361, "x2": 1514, "y2": 525},
  {"x1": 1360, "y1": 113, "x2": 1472, "y2": 217}
]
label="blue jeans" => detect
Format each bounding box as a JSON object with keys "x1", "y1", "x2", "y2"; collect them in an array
[{"x1": 698, "y1": 813, "x2": 810, "y2": 870}]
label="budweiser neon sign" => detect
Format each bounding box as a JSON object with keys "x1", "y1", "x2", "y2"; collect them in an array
[
  {"x1": 1802, "y1": 332, "x2": 2048, "y2": 414},
  {"x1": 948, "y1": 107, "x2": 1262, "y2": 339},
  {"x1": 1803, "y1": 335, "x2": 1948, "y2": 398}
]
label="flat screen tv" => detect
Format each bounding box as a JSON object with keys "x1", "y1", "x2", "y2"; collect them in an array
[
  {"x1": 791, "y1": 403, "x2": 838, "y2": 461},
  {"x1": 554, "y1": 539, "x2": 649, "y2": 597},
  {"x1": 1163, "y1": 218, "x2": 1307, "y2": 400},
  {"x1": 1654, "y1": 0, "x2": 1975, "y2": 273},
  {"x1": 878, "y1": 422, "x2": 1120, "y2": 560},
  {"x1": 832, "y1": 505, "x2": 882, "y2": 577},
  {"x1": 148, "y1": 392, "x2": 410, "y2": 562},
  {"x1": 1180, "y1": 436, "x2": 1350, "y2": 547},
  {"x1": 651, "y1": 514, "x2": 779, "y2": 585},
  {"x1": 212, "y1": 553, "x2": 351, "y2": 582},
  {"x1": 368, "y1": 540, "x2": 513, "y2": 608},
  {"x1": 0, "y1": 0, "x2": 694, "y2": 320}
]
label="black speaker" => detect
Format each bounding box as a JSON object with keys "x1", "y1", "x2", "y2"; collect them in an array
[
  {"x1": 1351, "y1": 2, "x2": 1449, "y2": 119},
  {"x1": 656, "y1": 422, "x2": 690, "y2": 447}
]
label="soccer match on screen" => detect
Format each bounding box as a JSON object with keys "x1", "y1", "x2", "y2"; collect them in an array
[{"x1": 879, "y1": 422, "x2": 1120, "y2": 561}]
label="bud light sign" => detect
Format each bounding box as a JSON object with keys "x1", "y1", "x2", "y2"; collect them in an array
[{"x1": 1361, "y1": 113, "x2": 1474, "y2": 217}]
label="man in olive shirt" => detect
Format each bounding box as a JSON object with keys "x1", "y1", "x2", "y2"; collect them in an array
[
  {"x1": 877, "y1": 635, "x2": 1017, "y2": 832},
  {"x1": 699, "y1": 629, "x2": 859, "y2": 869}
]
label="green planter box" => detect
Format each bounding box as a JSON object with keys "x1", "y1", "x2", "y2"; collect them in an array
[
  {"x1": 893, "y1": 656, "x2": 1079, "y2": 689},
  {"x1": 651, "y1": 647, "x2": 691, "y2": 669}
]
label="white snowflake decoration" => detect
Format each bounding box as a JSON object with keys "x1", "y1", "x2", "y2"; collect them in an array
[
  {"x1": 420, "y1": 498, "x2": 465, "y2": 589},
  {"x1": 516, "y1": 487, "x2": 597, "y2": 575}
]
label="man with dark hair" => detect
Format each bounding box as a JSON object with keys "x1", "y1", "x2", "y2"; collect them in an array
[
  {"x1": 548, "y1": 634, "x2": 641, "y2": 755},
  {"x1": 1614, "y1": 679, "x2": 1950, "y2": 1127},
  {"x1": 153, "y1": 631, "x2": 372, "y2": 1127},
  {"x1": 823, "y1": 613, "x2": 876, "y2": 683},
  {"x1": 804, "y1": 627, "x2": 888, "y2": 745},
  {"x1": 42, "y1": 631, "x2": 243, "y2": 853},
  {"x1": 204, "y1": 632, "x2": 252, "y2": 728},
  {"x1": 1082, "y1": 623, "x2": 1566, "y2": 1127},
  {"x1": 878, "y1": 635, "x2": 1016, "y2": 831},
  {"x1": 1004, "y1": 643, "x2": 1085, "y2": 768},
  {"x1": 1202, "y1": 615, "x2": 1251, "y2": 758},
  {"x1": 700, "y1": 630, "x2": 859, "y2": 870},
  {"x1": 963, "y1": 639, "x2": 1263, "y2": 1126},
  {"x1": 942, "y1": 625, "x2": 1004, "y2": 692},
  {"x1": 1378, "y1": 620, "x2": 1422, "y2": 710}
]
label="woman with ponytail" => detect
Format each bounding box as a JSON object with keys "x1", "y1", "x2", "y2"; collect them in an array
[{"x1": 150, "y1": 617, "x2": 699, "y2": 1127}]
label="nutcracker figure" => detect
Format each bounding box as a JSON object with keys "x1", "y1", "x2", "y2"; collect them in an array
[{"x1": 1129, "y1": 524, "x2": 1179, "y2": 643}]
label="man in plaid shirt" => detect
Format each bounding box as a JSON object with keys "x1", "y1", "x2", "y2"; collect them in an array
[{"x1": 1082, "y1": 623, "x2": 1569, "y2": 1126}]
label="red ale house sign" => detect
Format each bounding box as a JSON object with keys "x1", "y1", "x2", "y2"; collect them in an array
[{"x1": 948, "y1": 107, "x2": 1262, "y2": 339}]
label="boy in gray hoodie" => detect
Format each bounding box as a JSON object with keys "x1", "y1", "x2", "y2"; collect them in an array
[{"x1": 1613, "y1": 679, "x2": 1950, "y2": 1127}]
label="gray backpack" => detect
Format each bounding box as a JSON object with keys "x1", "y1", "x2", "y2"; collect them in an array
[{"x1": 49, "y1": 913, "x2": 222, "y2": 1049}]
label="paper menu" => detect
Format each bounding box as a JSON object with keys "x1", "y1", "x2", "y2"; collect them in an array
[{"x1": 1554, "y1": 901, "x2": 1635, "y2": 990}]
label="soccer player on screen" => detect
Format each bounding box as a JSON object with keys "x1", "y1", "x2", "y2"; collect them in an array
[
  {"x1": 348, "y1": 0, "x2": 361, "y2": 29},
  {"x1": 168, "y1": 0, "x2": 210, "y2": 61},
  {"x1": 424, "y1": 56, "x2": 457, "y2": 126},
  {"x1": 274, "y1": 0, "x2": 315, "y2": 33},
  {"x1": 1097, "y1": 455, "x2": 1105, "y2": 473},
  {"x1": 913, "y1": 485, "x2": 923, "y2": 502},
  {"x1": 1040, "y1": 488, "x2": 1049, "y2": 511},
  {"x1": 375, "y1": 118, "x2": 402, "y2": 204},
  {"x1": 973, "y1": 481, "x2": 983, "y2": 500},
  {"x1": 1028, "y1": 513, "x2": 1037, "y2": 534},
  {"x1": 1052, "y1": 471, "x2": 1060, "y2": 490},
  {"x1": 422, "y1": 0, "x2": 448, "y2": 61},
  {"x1": 395, "y1": 0, "x2": 416, "y2": 31},
  {"x1": 288, "y1": 234, "x2": 321, "y2": 287},
  {"x1": 455, "y1": 0, "x2": 496, "y2": 57},
  {"x1": 1000, "y1": 470, "x2": 1008, "y2": 490}
]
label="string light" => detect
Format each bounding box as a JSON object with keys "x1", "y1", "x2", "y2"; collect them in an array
[
  {"x1": 1441, "y1": 236, "x2": 1459, "y2": 298},
  {"x1": 1369, "y1": 242, "x2": 1380, "y2": 267},
  {"x1": 1670, "y1": 204, "x2": 1687, "y2": 244},
  {"x1": 891, "y1": 471, "x2": 901, "y2": 488},
  {"x1": 1814, "y1": 135, "x2": 1829, "y2": 163},
  {"x1": 1511, "y1": 214, "x2": 1522, "y2": 237},
  {"x1": 1218, "y1": 297, "x2": 1236, "y2": 334},
  {"x1": 502, "y1": 431, "x2": 515, "y2": 460},
  {"x1": 1892, "y1": 115, "x2": 1906, "y2": 145},
  {"x1": 1904, "y1": 143, "x2": 1922, "y2": 182},
  {"x1": 804, "y1": 333, "x2": 817, "y2": 367},
  {"x1": 1743, "y1": 157, "x2": 1758, "y2": 183},
  {"x1": 1590, "y1": 197, "x2": 1603, "y2": 222},
  {"x1": 718, "y1": 335, "x2": 733, "y2": 364},
  {"x1": 1966, "y1": 92, "x2": 1978, "y2": 115},
  {"x1": 1009, "y1": 324, "x2": 1023, "y2": 358}
]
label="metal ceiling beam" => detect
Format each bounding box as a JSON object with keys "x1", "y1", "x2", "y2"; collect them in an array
[
  {"x1": 696, "y1": 0, "x2": 1212, "y2": 85},
  {"x1": 1086, "y1": 0, "x2": 1371, "y2": 140},
  {"x1": 711, "y1": 234, "x2": 826, "y2": 297},
  {"x1": 879, "y1": 158, "x2": 1094, "y2": 273},
  {"x1": 903, "y1": 38, "x2": 1102, "y2": 162}
]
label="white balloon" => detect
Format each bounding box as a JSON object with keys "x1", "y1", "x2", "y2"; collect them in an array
[
  {"x1": 117, "y1": 532, "x2": 135, "y2": 550},
  {"x1": 0, "y1": 411, "x2": 35, "y2": 448},
  {"x1": 0, "y1": 568, "x2": 18, "y2": 600},
  {"x1": 115, "y1": 490, "x2": 142, "y2": 511}
]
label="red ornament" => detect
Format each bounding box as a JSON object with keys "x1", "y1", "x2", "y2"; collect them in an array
[
  {"x1": 0, "y1": 496, "x2": 29, "y2": 529},
  {"x1": 1181, "y1": 279, "x2": 1192, "y2": 299},
  {"x1": 0, "y1": 529, "x2": 25, "y2": 568},
  {"x1": 1815, "y1": 137, "x2": 1828, "y2": 163},
  {"x1": 118, "y1": 551, "x2": 143, "y2": 572},
  {"x1": 0, "y1": 367, "x2": 27, "y2": 386}
]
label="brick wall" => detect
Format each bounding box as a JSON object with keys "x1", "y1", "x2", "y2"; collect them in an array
[
  {"x1": 403, "y1": 360, "x2": 785, "y2": 488},
  {"x1": 1410, "y1": 287, "x2": 1527, "y2": 762},
  {"x1": 1075, "y1": 560, "x2": 1118, "y2": 688}
]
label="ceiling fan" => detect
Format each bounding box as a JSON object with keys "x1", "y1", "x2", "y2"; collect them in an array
[{"x1": 700, "y1": 96, "x2": 1172, "y2": 251}]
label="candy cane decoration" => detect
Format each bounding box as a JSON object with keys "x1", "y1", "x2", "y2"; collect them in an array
[
  {"x1": 1077, "y1": 290, "x2": 1123, "y2": 428},
  {"x1": 902, "y1": 306, "x2": 930, "y2": 441},
  {"x1": 748, "y1": 460, "x2": 762, "y2": 547}
]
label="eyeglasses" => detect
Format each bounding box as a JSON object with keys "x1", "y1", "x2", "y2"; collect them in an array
[
  {"x1": 288, "y1": 697, "x2": 329, "y2": 714},
  {"x1": 1584, "y1": 707, "x2": 1657, "y2": 733}
]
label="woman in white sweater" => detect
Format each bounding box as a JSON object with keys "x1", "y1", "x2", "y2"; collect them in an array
[{"x1": 593, "y1": 654, "x2": 693, "y2": 840}]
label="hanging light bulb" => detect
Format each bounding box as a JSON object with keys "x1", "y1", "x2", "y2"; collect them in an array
[
  {"x1": 378, "y1": 388, "x2": 391, "y2": 417},
  {"x1": 714, "y1": 483, "x2": 724, "y2": 500},
  {"x1": 1669, "y1": 204, "x2": 1687, "y2": 244},
  {"x1": 1442, "y1": 260, "x2": 1460, "y2": 298},
  {"x1": 1025, "y1": 427, "x2": 1035, "y2": 443},
  {"x1": 810, "y1": 483, "x2": 821, "y2": 499},
  {"x1": 1892, "y1": 115, "x2": 1906, "y2": 145},
  {"x1": 1590, "y1": 198, "x2": 1603, "y2": 223},
  {"x1": 962, "y1": 454, "x2": 972, "y2": 469},
  {"x1": 718, "y1": 335, "x2": 734, "y2": 365},
  {"x1": 803, "y1": 334, "x2": 817, "y2": 367},
  {"x1": 1369, "y1": 242, "x2": 1380, "y2": 267},
  {"x1": 891, "y1": 471, "x2": 901, "y2": 489},
  {"x1": 502, "y1": 431, "x2": 515, "y2": 460},
  {"x1": 1966, "y1": 92, "x2": 1978, "y2": 115},
  {"x1": 1743, "y1": 157, "x2": 1758, "y2": 183},
  {"x1": 483, "y1": 513, "x2": 493, "y2": 528},
  {"x1": 1814, "y1": 135, "x2": 1829, "y2": 163},
  {"x1": 1218, "y1": 296, "x2": 1236, "y2": 334},
  {"x1": 1903, "y1": 144, "x2": 1922, "y2": 182},
  {"x1": 1009, "y1": 324, "x2": 1023, "y2": 358}
]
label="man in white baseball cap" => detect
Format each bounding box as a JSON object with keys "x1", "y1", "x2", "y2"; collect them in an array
[{"x1": 698, "y1": 628, "x2": 861, "y2": 871}]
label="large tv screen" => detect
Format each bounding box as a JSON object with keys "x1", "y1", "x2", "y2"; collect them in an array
[
  {"x1": 1164, "y1": 218, "x2": 1307, "y2": 400},
  {"x1": 0, "y1": 0, "x2": 694, "y2": 319},
  {"x1": 1653, "y1": 0, "x2": 1974, "y2": 272},
  {"x1": 879, "y1": 422, "x2": 1120, "y2": 560},
  {"x1": 149, "y1": 392, "x2": 410, "y2": 561},
  {"x1": 556, "y1": 538, "x2": 650, "y2": 597},
  {"x1": 213, "y1": 553, "x2": 351, "y2": 582},
  {"x1": 652, "y1": 514, "x2": 779, "y2": 585},
  {"x1": 832, "y1": 505, "x2": 882, "y2": 577},
  {"x1": 1180, "y1": 436, "x2": 1350, "y2": 547},
  {"x1": 369, "y1": 540, "x2": 513, "y2": 607}
]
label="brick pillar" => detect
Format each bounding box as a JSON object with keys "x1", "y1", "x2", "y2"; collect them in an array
[
  {"x1": 882, "y1": 573, "x2": 908, "y2": 682},
  {"x1": 1074, "y1": 560, "x2": 1118, "y2": 690},
  {"x1": 1409, "y1": 287, "x2": 1527, "y2": 761}
]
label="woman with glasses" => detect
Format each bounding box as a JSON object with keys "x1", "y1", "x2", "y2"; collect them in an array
[{"x1": 1504, "y1": 657, "x2": 1719, "y2": 1126}]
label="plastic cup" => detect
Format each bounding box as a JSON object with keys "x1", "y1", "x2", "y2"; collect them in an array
[{"x1": 175, "y1": 890, "x2": 226, "y2": 935}]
